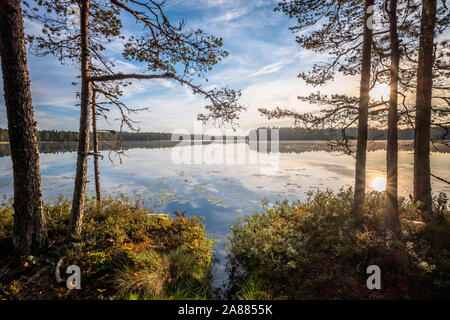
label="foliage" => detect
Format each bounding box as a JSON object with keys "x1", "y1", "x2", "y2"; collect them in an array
[
  {"x1": 0, "y1": 196, "x2": 214, "y2": 300},
  {"x1": 227, "y1": 189, "x2": 450, "y2": 299}
]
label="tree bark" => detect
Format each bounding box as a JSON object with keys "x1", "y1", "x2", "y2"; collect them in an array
[
  {"x1": 414, "y1": 0, "x2": 436, "y2": 220},
  {"x1": 68, "y1": 0, "x2": 91, "y2": 237},
  {"x1": 351, "y1": 0, "x2": 374, "y2": 220},
  {"x1": 91, "y1": 90, "x2": 101, "y2": 203},
  {"x1": 0, "y1": 0, "x2": 47, "y2": 254},
  {"x1": 387, "y1": 0, "x2": 400, "y2": 237}
]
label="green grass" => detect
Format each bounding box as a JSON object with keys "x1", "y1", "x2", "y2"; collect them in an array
[{"x1": 0, "y1": 196, "x2": 215, "y2": 300}]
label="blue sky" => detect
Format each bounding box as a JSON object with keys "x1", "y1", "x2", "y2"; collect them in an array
[{"x1": 0, "y1": 0, "x2": 361, "y2": 134}]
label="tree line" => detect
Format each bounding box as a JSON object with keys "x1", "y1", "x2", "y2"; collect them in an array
[
  {"x1": 0, "y1": 128, "x2": 247, "y2": 142},
  {"x1": 0, "y1": 128, "x2": 173, "y2": 142},
  {"x1": 251, "y1": 127, "x2": 450, "y2": 141},
  {"x1": 4, "y1": 126, "x2": 448, "y2": 143}
]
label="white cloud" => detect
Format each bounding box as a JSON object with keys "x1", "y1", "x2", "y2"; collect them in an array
[
  {"x1": 249, "y1": 53, "x2": 303, "y2": 77},
  {"x1": 110, "y1": 59, "x2": 139, "y2": 73},
  {"x1": 214, "y1": 8, "x2": 248, "y2": 22}
]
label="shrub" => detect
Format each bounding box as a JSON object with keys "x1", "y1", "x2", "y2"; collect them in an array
[
  {"x1": 0, "y1": 196, "x2": 215, "y2": 300},
  {"x1": 227, "y1": 189, "x2": 450, "y2": 299}
]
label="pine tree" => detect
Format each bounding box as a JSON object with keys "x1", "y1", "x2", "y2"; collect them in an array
[
  {"x1": 414, "y1": 0, "x2": 438, "y2": 220},
  {"x1": 0, "y1": 0, "x2": 47, "y2": 254}
]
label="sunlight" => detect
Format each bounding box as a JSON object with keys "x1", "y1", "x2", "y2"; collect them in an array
[
  {"x1": 371, "y1": 83, "x2": 390, "y2": 101},
  {"x1": 371, "y1": 177, "x2": 387, "y2": 192}
]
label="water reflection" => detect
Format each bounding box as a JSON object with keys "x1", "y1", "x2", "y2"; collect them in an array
[
  {"x1": 0, "y1": 139, "x2": 447, "y2": 158},
  {"x1": 0, "y1": 140, "x2": 448, "y2": 289}
]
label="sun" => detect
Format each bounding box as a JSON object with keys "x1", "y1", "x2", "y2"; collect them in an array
[
  {"x1": 371, "y1": 177, "x2": 387, "y2": 192},
  {"x1": 371, "y1": 83, "x2": 390, "y2": 101}
]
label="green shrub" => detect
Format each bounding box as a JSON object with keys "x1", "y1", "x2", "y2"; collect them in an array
[{"x1": 227, "y1": 189, "x2": 450, "y2": 299}]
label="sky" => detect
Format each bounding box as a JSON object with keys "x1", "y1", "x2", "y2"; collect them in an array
[{"x1": 0, "y1": 0, "x2": 362, "y2": 135}]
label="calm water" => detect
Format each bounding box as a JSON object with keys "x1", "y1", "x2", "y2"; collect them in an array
[{"x1": 0, "y1": 140, "x2": 449, "y2": 289}]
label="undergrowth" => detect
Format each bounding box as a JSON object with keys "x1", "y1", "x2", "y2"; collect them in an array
[
  {"x1": 0, "y1": 196, "x2": 214, "y2": 300},
  {"x1": 227, "y1": 189, "x2": 450, "y2": 300}
]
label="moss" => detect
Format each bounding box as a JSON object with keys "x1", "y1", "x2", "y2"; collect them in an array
[
  {"x1": 0, "y1": 196, "x2": 215, "y2": 300},
  {"x1": 227, "y1": 189, "x2": 450, "y2": 300}
]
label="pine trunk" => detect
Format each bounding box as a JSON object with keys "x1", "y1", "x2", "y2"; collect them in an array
[
  {"x1": 0, "y1": 0, "x2": 47, "y2": 254},
  {"x1": 387, "y1": 0, "x2": 400, "y2": 237},
  {"x1": 92, "y1": 90, "x2": 101, "y2": 203},
  {"x1": 352, "y1": 0, "x2": 374, "y2": 219},
  {"x1": 414, "y1": 0, "x2": 436, "y2": 220},
  {"x1": 68, "y1": 0, "x2": 91, "y2": 237}
]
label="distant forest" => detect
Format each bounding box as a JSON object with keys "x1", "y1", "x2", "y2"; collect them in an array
[
  {"x1": 0, "y1": 128, "x2": 244, "y2": 142},
  {"x1": 0, "y1": 128, "x2": 173, "y2": 142},
  {"x1": 251, "y1": 127, "x2": 450, "y2": 141},
  {"x1": 0, "y1": 127, "x2": 448, "y2": 142}
]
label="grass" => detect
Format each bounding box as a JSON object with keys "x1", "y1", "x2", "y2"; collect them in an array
[
  {"x1": 0, "y1": 196, "x2": 215, "y2": 300},
  {"x1": 226, "y1": 189, "x2": 450, "y2": 300}
]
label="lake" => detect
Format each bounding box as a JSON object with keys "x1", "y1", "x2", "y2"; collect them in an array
[{"x1": 0, "y1": 140, "x2": 449, "y2": 290}]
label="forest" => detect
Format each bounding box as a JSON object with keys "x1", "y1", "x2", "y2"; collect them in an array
[
  {"x1": 0, "y1": 0, "x2": 449, "y2": 304},
  {"x1": 0, "y1": 127, "x2": 448, "y2": 142},
  {"x1": 0, "y1": 127, "x2": 173, "y2": 142},
  {"x1": 251, "y1": 126, "x2": 450, "y2": 141}
]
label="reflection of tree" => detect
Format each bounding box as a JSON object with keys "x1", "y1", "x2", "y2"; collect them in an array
[
  {"x1": 246, "y1": 141, "x2": 450, "y2": 154},
  {"x1": 0, "y1": 141, "x2": 180, "y2": 158}
]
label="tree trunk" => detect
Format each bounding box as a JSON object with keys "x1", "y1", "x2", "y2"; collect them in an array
[
  {"x1": 414, "y1": 0, "x2": 436, "y2": 221},
  {"x1": 91, "y1": 90, "x2": 101, "y2": 203},
  {"x1": 0, "y1": 0, "x2": 47, "y2": 254},
  {"x1": 351, "y1": 0, "x2": 374, "y2": 220},
  {"x1": 68, "y1": 0, "x2": 91, "y2": 237},
  {"x1": 387, "y1": 0, "x2": 400, "y2": 237}
]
